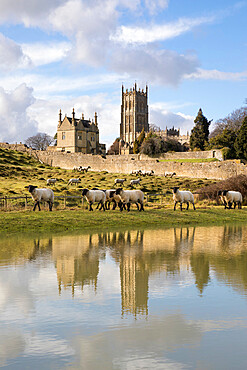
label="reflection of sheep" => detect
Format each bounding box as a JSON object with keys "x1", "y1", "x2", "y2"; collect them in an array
[
  {"x1": 68, "y1": 178, "x2": 81, "y2": 185},
  {"x1": 115, "y1": 188, "x2": 144, "y2": 212},
  {"x1": 130, "y1": 178, "x2": 141, "y2": 187},
  {"x1": 82, "y1": 188, "x2": 106, "y2": 211},
  {"x1": 172, "y1": 187, "x2": 195, "y2": 211},
  {"x1": 26, "y1": 185, "x2": 54, "y2": 211},
  {"x1": 222, "y1": 190, "x2": 242, "y2": 209},
  {"x1": 46, "y1": 178, "x2": 57, "y2": 185}
]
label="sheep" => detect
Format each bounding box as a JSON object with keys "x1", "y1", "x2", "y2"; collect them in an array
[
  {"x1": 115, "y1": 188, "x2": 144, "y2": 212},
  {"x1": 172, "y1": 187, "x2": 195, "y2": 211},
  {"x1": 130, "y1": 178, "x2": 141, "y2": 187},
  {"x1": 78, "y1": 166, "x2": 91, "y2": 173},
  {"x1": 131, "y1": 170, "x2": 142, "y2": 176},
  {"x1": 143, "y1": 170, "x2": 154, "y2": 176},
  {"x1": 25, "y1": 185, "x2": 54, "y2": 211},
  {"x1": 222, "y1": 190, "x2": 243, "y2": 209},
  {"x1": 82, "y1": 188, "x2": 106, "y2": 211},
  {"x1": 114, "y1": 178, "x2": 126, "y2": 185},
  {"x1": 46, "y1": 178, "x2": 57, "y2": 185},
  {"x1": 217, "y1": 190, "x2": 227, "y2": 208},
  {"x1": 165, "y1": 172, "x2": 176, "y2": 178},
  {"x1": 101, "y1": 189, "x2": 124, "y2": 210},
  {"x1": 68, "y1": 178, "x2": 81, "y2": 185}
]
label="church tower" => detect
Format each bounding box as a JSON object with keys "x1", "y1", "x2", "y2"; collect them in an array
[{"x1": 120, "y1": 83, "x2": 149, "y2": 144}]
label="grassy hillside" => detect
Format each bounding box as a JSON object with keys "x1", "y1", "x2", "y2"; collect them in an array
[{"x1": 0, "y1": 147, "x2": 217, "y2": 201}]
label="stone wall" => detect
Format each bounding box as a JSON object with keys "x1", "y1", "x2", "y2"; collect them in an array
[
  {"x1": 1, "y1": 142, "x2": 246, "y2": 180},
  {"x1": 158, "y1": 149, "x2": 224, "y2": 161},
  {"x1": 34, "y1": 150, "x2": 247, "y2": 180}
]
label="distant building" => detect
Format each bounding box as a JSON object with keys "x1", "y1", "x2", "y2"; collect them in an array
[
  {"x1": 56, "y1": 108, "x2": 106, "y2": 154},
  {"x1": 152, "y1": 126, "x2": 190, "y2": 147}
]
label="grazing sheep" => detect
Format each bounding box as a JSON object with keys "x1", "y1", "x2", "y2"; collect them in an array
[
  {"x1": 217, "y1": 190, "x2": 227, "y2": 208},
  {"x1": 78, "y1": 166, "x2": 91, "y2": 173},
  {"x1": 130, "y1": 178, "x2": 141, "y2": 187},
  {"x1": 114, "y1": 178, "x2": 126, "y2": 185},
  {"x1": 46, "y1": 178, "x2": 57, "y2": 185},
  {"x1": 82, "y1": 188, "x2": 106, "y2": 211},
  {"x1": 165, "y1": 172, "x2": 176, "y2": 178},
  {"x1": 25, "y1": 185, "x2": 54, "y2": 211},
  {"x1": 68, "y1": 178, "x2": 81, "y2": 185},
  {"x1": 144, "y1": 170, "x2": 154, "y2": 176},
  {"x1": 172, "y1": 187, "x2": 195, "y2": 211},
  {"x1": 115, "y1": 188, "x2": 144, "y2": 212},
  {"x1": 222, "y1": 190, "x2": 243, "y2": 209},
  {"x1": 131, "y1": 170, "x2": 142, "y2": 176}
]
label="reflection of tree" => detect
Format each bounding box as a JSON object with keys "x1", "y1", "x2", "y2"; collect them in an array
[{"x1": 190, "y1": 253, "x2": 210, "y2": 295}]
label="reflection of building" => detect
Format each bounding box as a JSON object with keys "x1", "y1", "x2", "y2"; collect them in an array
[{"x1": 56, "y1": 108, "x2": 106, "y2": 154}]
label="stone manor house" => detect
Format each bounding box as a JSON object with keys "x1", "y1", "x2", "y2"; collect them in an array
[
  {"x1": 56, "y1": 108, "x2": 106, "y2": 154},
  {"x1": 119, "y1": 83, "x2": 190, "y2": 154}
]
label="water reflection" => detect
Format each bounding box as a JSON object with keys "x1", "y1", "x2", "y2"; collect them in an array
[{"x1": 1, "y1": 225, "x2": 247, "y2": 317}]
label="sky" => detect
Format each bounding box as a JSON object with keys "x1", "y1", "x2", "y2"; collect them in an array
[{"x1": 0, "y1": 0, "x2": 246, "y2": 148}]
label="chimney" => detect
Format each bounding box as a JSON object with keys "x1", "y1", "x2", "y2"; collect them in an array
[
  {"x1": 94, "y1": 112, "x2": 98, "y2": 127},
  {"x1": 58, "y1": 109, "x2": 62, "y2": 125},
  {"x1": 81, "y1": 113, "x2": 84, "y2": 120},
  {"x1": 72, "y1": 108, "x2": 75, "y2": 125}
]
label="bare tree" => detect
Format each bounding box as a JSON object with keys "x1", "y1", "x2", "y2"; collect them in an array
[
  {"x1": 210, "y1": 106, "x2": 247, "y2": 138},
  {"x1": 25, "y1": 132, "x2": 54, "y2": 150}
]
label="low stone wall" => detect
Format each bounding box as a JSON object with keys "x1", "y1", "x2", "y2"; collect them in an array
[
  {"x1": 34, "y1": 150, "x2": 247, "y2": 180},
  {"x1": 158, "y1": 149, "x2": 224, "y2": 161}
]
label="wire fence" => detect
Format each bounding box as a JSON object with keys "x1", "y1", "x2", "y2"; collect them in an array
[{"x1": 0, "y1": 193, "x2": 167, "y2": 211}]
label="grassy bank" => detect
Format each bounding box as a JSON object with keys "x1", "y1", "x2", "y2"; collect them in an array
[{"x1": 1, "y1": 207, "x2": 247, "y2": 236}]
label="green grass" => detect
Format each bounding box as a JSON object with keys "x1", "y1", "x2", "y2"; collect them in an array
[
  {"x1": 159, "y1": 158, "x2": 219, "y2": 163},
  {"x1": 1, "y1": 207, "x2": 247, "y2": 236}
]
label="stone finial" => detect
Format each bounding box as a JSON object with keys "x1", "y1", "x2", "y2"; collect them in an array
[
  {"x1": 58, "y1": 109, "x2": 62, "y2": 125},
  {"x1": 81, "y1": 113, "x2": 84, "y2": 120},
  {"x1": 94, "y1": 112, "x2": 98, "y2": 127}
]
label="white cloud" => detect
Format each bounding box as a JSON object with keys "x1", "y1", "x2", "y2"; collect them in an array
[
  {"x1": 0, "y1": 83, "x2": 38, "y2": 143},
  {"x1": 150, "y1": 104, "x2": 194, "y2": 134},
  {"x1": 0, "y1": 33, "x2": 31, "y2": 70},
  {"x1": 185, "y1": 68, "x2": 247, "y2": 81},
  {"x1": 144, "y1": 0, "x2": 169, "y2": 15},
  {"x1": 21, "y1": 41, "x2": 72, "y2": 67},
  {"x1": 111, "y1": 47, "x2": 199, "y2": 86},
  {"x1": 111, "y1": 16, "x2": 215, "y2": 44}
]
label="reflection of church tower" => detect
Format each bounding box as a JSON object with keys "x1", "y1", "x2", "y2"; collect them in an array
[
  {"x1": 120, "y1": 83, "x2": 149, "y2": 144},
  {"x1": 120, "y1": 255, "x2": 149, "y2": 316}
]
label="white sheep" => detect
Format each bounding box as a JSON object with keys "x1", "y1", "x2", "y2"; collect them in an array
[
  {"x1": 114, "y1": 178, "x2": 126, "y2": 185},
  {"x1": 222, "y1": 190, "x2": 243, "y2": 209},
  {"x1": 115, "y1": 188, "x2": 144, "y2": 211},
  {"x1": 172, "y1": 187, "x2": 195, "y2": 211},
  {"x1": 165, "y1": 172, "x2": 176, "y2": 178},
  {"x1": 82, "y1": 188, "x2": 106, "y2": 211},
  {"x1": 131, "y1": 170, "x2": 142, "y2": 176},
  {"x1": 130, "y1": 178, "x2": 141, "y2": 187},
  {"x1": 68, "y1": 178, "x2": 81, "y2": 185},
  {"x1": 103, "y1": 189, "x2": 124, "y2": 210},
  {"x1": 46, "y1": 178, "x2": 57, "y2": 185},
  {"x1": 26, "y1": 185, "x2": 54, "y2": 211},
  {"x1": 144, "y1": 170, "x2": 154, "y2": 176}
]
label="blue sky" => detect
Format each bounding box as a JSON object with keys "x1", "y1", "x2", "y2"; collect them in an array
[{"x1": 0, "y1": 0, "x2": 246, "y2": 148}]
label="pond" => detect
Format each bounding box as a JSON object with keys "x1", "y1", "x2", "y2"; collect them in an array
[{"x1": 1, "y1": 225, "x2": 247, "y2": 369}]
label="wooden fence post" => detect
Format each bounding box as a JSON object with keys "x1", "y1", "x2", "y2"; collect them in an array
[
  {"x1": 4, "y1": 196, "x2": 7, "y2": 209},
  {"x1": 64, "y1": 195, "x2": 66, "y2": 208},
  {"x1": 25, "y1": 196, "x2": 28, "y2": 209}
]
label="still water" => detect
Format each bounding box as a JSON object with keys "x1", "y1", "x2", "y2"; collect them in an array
[{"x1": 1, "y1": 225, "x2": 247, "y2": 369}]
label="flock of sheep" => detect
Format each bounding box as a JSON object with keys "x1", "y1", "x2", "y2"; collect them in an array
[{"x1": 25, "y1": 173, "x2": 243, "y2": 212}]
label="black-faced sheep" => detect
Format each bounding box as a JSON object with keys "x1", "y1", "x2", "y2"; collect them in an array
[
  {"x1": 46, "y1": 178, "x2": 57, "y2": 185},
  {"x1": 222, "y1": 190, "x2": 243, "y2": 209},
  {"x1": 172, "y1": 187, "x2": 195, "y2": 211},
  {"x1": 217, "y1": 190, "x2": 227, "y2": 208},
  {"x1": 68, "y1": 178, "x2": 81, "y2": 185},
  {"x1": 115, "y1": 188, "x2": 144, "y2": 211},
  {"x1": 82, "y1": 188, "x2": 106, "y2": 211},
  {"x1": 114, "y1": 178, "x2": 126, "y2": 185},
  {"x1": 26, "y1": 185, "x2": 54, "y2": 211},
  {"x1": 130, "y1": 178, "x2": 141, "y2": 187}
]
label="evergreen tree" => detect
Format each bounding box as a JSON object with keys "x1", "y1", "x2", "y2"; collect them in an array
[
  {"x1": 234, "y1": 116, "x2": 247, "y2": 160},
  {"x1": 133, "y1": 128, "x2": 146, "y2": 154},
  {"x1": 190, "y1": 108, "x2": 211, "y2": 150},
  {"x1": 208, "y1": 128, "x2": 237, "y2": 158}
]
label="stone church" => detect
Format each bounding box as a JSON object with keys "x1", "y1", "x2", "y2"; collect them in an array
[
  {"x1": 119, "y1": 83, "x2": 149, "y2": 154},
  {"x1": 56, "y1": 109, "x2": 106, "y2": 154}
]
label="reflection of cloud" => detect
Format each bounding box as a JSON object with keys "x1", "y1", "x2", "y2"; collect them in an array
[
  {"x1": 70, "y1": 313, "x2": 202, "y2": 368},
  {"x1": 0, "y1": 329, "x2": 25, "y2": 367},
  {"x1": 25, "y1": 334, "x2": 74, "y2": 357}
]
